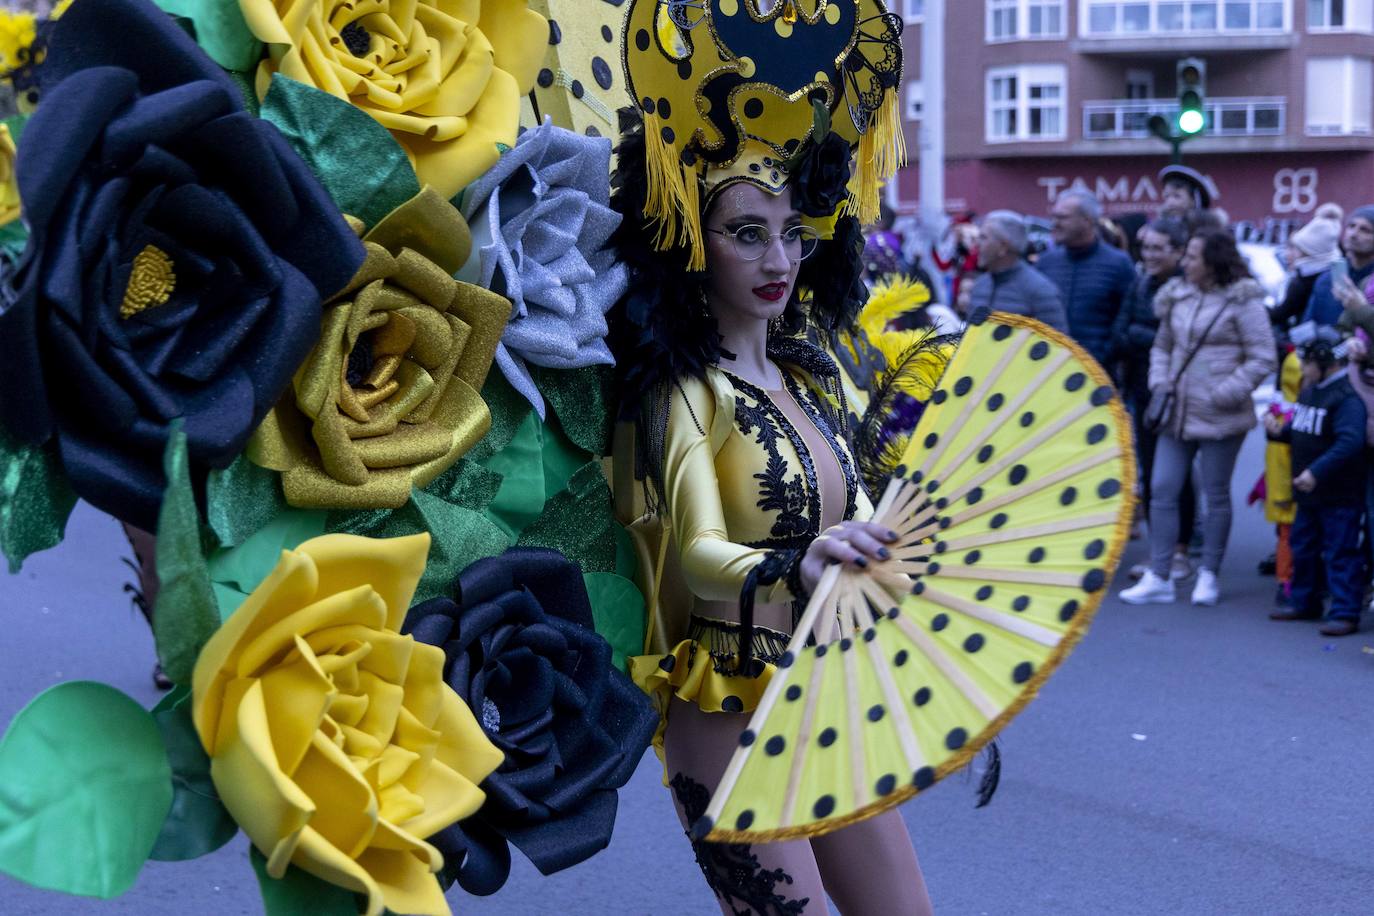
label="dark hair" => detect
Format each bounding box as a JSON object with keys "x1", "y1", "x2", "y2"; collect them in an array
[
  {"x1": 1190, "y1": 228, "x2": 1251, "y2": 287},
  {"x1": 1144, "y1": 217, "x2": 1189, "y2": 251},
  {"x1": 606, "y1": 108, "x2": 862, "y2": 419}
]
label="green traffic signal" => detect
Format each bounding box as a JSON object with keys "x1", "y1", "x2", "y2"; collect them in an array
[{"x1": 1177, "y1": 107, "x2": 1205, "y2": 135}]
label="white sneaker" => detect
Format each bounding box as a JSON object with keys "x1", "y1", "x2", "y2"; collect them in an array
[
  {"x1": 1169, "y1": 550, "x2": 1193, "y2": 582},
  {"x1": 1191, "y1": 568, "x2": 1219, "y2": 606},
  {"x1": 1128, "y1": 562, "x2": 1148, "y2": 581},
  {"x1": 1120, "y1": 570, "x2": 1175, "y2": 605}
]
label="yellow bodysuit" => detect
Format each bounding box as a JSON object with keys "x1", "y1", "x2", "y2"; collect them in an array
[{"x1": 626, "y1": 340, "x2": 873, "y2": 750}]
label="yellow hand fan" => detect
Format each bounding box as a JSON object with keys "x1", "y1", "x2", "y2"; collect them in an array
[{"x1": 697, "y1": 313, "x2": 1137, "y2": 843}]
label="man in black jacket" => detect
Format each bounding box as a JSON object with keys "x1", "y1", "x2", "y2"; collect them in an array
[{"x1": 1267, "y1": 330, "x2": 1369, "y2": 636}]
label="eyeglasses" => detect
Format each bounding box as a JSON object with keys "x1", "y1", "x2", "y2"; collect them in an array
[{"x1": 706, "y1": 224, "x2": 820, "y2": 262}]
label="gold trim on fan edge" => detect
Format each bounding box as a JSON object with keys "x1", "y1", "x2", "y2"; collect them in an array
[{"x1": 703, "y1": 311, "x2": 1139, "y2": 844}]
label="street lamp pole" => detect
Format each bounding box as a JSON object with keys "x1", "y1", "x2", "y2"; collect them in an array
[{"x1": 919, "y1": 0, "x2": 945, "y2": 229}]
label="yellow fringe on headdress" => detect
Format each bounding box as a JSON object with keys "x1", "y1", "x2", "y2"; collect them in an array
[
  {"x1": 845, "y1": 91, "x2": 906, "y2": 226},
  {"x1": 642, "y1": 112, "x2": 706, "y2": 270}
]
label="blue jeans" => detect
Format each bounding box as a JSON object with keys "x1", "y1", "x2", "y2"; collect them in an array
[
  {"x1": 1290, "y1": 504, "x2": 1365, "y2": 622},
  {"x1": 1149, "y1": 433, "x2": 1244, "y2": 579}
]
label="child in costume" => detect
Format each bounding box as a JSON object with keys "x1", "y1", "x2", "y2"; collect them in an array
[
  {"x1": 607, "y1": 0, "x2": 934, "y2": 911},
  {"x1": 1267, "y1": 329, "x2": 1369, "y2": 636},
  {"x1": 1250, "y1": 349, "x2": 1302, "y2": 605}
]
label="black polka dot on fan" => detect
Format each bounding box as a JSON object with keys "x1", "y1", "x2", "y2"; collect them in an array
[
  {"x1": 1060, "y1": 599, "x2": 1080, "y2": 621},
  {"x1": 591, "y1": 57, "x2": 613, "y2": 90},
  {"x1": 736, "y1": 810, "x2": 755, "y2": 830},
  {"x1": 537, "y1": 68, "x2": 554, "y2": 88},
  {"x1": 1029, "y1": 341, "x2": 1050, "y2": 360},
  {"x1": 765, "y1": 736, "x2": 786, "y2": 756},
  {"x1": 1081, "y1": 569, "x2": 1107, "y2": 592},
  {"x1": 954, "y1": 376, "x2": 973, "y2": 396},
  {"x1": 1060, "y1": 486, "x2": 1078, "y2": 506},
  {"x1": 739, "y1": 729, "x2": 756, "y2": 747},
  {"x1": 1091, "y1": 385, "x2": 1113, "y2": 406},
  {"x1": 1013, "y1": 662, "x2": 1034, "y2": 684},
  {"x1": 1020, "y1": 411, "x2": 1035, "y2": 427},
  {"x1": 1009, "y1": 464, "x2": 1028, "y2": 485},
  {"x1": 967, "y1": 486, "x2": 984, "y2": 504},
  {"x1": 1087, "y1": 424, "x2": 1108, "y2": 445},
  {"x1": 931, "y1": 614, "x2": 949, "y2": 632},
  {"x1": 814, "y1": 795, "x2": 836, "y2": 818},
  {"x1": 1028, "y1": 546, "x2": 1046, "y2": 564},
  {"x1": 786, "y1": 685, "x2": 802, "y2": 702},
  {"x1": 987, "y1": 393, "x2": 1004, "y2": 411},
  {"x1": 913, "y1": 687, "x2": 932, "y2": 706},
  {"x1": 876, "y1": 774, "x2": 897, "y2": 796},
  {"x1": 993, "y1": 324, "x2": 1013, "y2": 341},
  {"x1": 914, "y1": 766, "x2": 936, "y2": 789},
  {"x1": 932, "y1": 389, "x2": 948, "y2": 405},
  {"x1": 945, "y1": 728, "x2": 968, "y2": 750},
  {"x1": 818, "y1": 727, "x2": 838, "y2": 747},
  {"x1": 963, "y1": 634, "x2": 985, "y2": 653},
  {"x1": 976, "y1": 585, "x2": 994, "y2": 601},
  {"x1": 601, "y1": 24, "x2": 613, "y2": 41},
  {"x1": 894, "y1": 649, "x2": 909, "y2": 666},
  {"x1": 1084, "y1": 539, "x2": 1105, "y2": 560},
  {"x1": 1098, "y1": 478, "x2": 1122, "y2": 499},
  {"x1": 1064, "y1": 372, "x2": 1086, "y2": 392},
  {"x1": 990, "y1": 512, "x2": 1008, "y2": 529},
  {"x1": 1012, "y1": 595, "x2": 1030, "y2": 611},
  {"x1": 743, "y1": 97, "x2": 764, "y2": 119},
  {"x1": 548, "y1": 20, "x2": 562, "y2": 43},
  {"x1": 963, "y1": 550, "x2": 982, "y2": 565},
  {"x1": 867, "y1": 704, "x2": 885, "y2": 722},
  {"x1": 924, "y1": 433, "x2": 939, "y2": 449}
]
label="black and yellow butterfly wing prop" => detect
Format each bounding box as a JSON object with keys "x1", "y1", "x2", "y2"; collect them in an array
[{"x1": 697, "y1": 313, "x2": 1137, "y2": 843}]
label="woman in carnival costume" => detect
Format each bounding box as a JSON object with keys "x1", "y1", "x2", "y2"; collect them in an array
[{"x1": 608, "y1": 0, "x2": 933, "y2": 911}]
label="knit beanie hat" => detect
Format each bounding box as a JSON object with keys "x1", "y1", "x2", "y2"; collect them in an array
[
  {"x1": 1351, "y1": 205, "x2": 1374, "y2": 228},
  {"x1": 1290, "y1": 218, "x2": 1339, "y2": 258}
]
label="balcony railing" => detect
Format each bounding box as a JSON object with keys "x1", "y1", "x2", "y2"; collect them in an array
[
  {"x1": 1081, "y1": 1, "x2": 1288, "y2": 37},
  {"x1": 1082, "y1": 97, "x2": 1286, "y2": 139}
]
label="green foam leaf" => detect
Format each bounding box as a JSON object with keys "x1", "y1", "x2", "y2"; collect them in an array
[
  {"x1": 149, "y1": 688, "x2": 237, "y2": 862},
  {"x1": 206, "y1": 451, "x2": 289, "y2": 548},
  {"x1": 516, "y1": 461, "x2": 616, "y2": 573},
  {"x1": 207, "y1": 507, "x2": 328, "y2": 621},
  {"x1": 533, "y1": 364, "x2": 614, "y2": 457},
  {"x1": 583, "y1": 573, "x2": 646, "y2": 673},
  {"x1": 0, "y1": 682, "x2": 173, "y2": 898},
  {"x1": 0, "y1": 423, "x2": 77, "y2": 573},
  {"x1": 152, "y1": 423, "x2": 221, "y2": 685},
  {"x1": 153, "y1": 0, "x2": 262, "y2": 71},
  {"x1": 260, "y1": 74, "x2": 421, "y2": 229},
  {"x1": 250, "y1": 846, "x2": 357, "y2": 916}
]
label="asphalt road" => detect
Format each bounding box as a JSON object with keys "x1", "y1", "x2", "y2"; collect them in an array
[{"x1": 2, "y1": 428, "x2": 1372, "y2": 915}]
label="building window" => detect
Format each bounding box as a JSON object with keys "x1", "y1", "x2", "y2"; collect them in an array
[
  {"x1": 905, "y1": 0, "x2": 925, "y2": 23},
  {"x1": 1308, "y1": 0, "x2": 1374, "y2": 30},
  {"x1": 989, "y1": 0, "x2": 1066, "y2": 39},
  {"x1": 1083, "y1": 0, "x2": 1286, "y2": 33},
  {"x1": 986, "y1": 64, "x2": 1067, "y2": 141},
  {"x1": 1306, "y1": 56, "x2": 1373, "y2": 134},
  {"x1": 905, "y1": 81, "x2": 924, "y2": 121}
]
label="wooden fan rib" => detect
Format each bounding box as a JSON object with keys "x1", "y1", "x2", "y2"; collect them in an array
[
  {"x1": 780, "y1": 642, "x2": 833, "y2": 828},
  {"x1": 702, "y1": 564, "x2": 844, "y2": 829},
  {"x1": 933, "y1": 400, "x2": 1098, "y2": 510},
  {"x1": 939, "y1": 509, "x2": 1120, "y2": 552},
  {"x1": 836, "y1": 582, "x2": 868, "y2": 813},
  {"x1": 932, "y1": 350, "x2": 1072, "y2": 479},
  {"x1": 897, "y1": 562, "x2": 1085, "y2": 589},
  {"x1": 854, "y1": 576, "x2": 929, "y2": 774},
  {"x1": 916, "y1": 583, "x2": 1062, "y2": 646},
  {"x1": 890, "y1": 612, "x2": 1001, "y2": 719},
  {"x1": 910, "y1": 328, "x2": 1030, "y2": 477},
  {"x1": 945, "y1": 449, "x2": 1119, "y2": 530}
]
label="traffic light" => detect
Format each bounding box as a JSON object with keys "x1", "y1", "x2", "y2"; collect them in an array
[{"x1": 1176, "y1": 57, "x2": 1206, "y2": 136}]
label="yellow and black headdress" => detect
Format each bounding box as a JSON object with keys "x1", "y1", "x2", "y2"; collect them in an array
[{"x1": 621, "y1": 0, "x2": 905, "y2": 268}]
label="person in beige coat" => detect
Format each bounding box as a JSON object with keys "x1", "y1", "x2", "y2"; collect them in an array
[{"x1": 1121, "y1": 229, "x2": 1276, "y2": 607}]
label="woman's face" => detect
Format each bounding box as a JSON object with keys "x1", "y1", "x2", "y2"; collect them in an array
[
  {"x1": 702, "y1": 183, "x2": 803, "y2": 326},
  {"x1": 1181, "y1": 237, "x2": 1212, "y2": 288},
  {"x1": 1139, "y1": 229, "x2": 1181, "y2": 279}
]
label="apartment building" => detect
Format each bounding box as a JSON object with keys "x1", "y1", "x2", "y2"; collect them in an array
[{"x1": 894, "y1": 1, "x2": 1374, "y2": 241}]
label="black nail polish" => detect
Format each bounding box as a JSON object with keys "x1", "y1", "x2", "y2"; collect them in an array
[
  {"x1": 878, "y1": 548, "x2": 891, "y2": 560},
  {"x1": 885, "y1": 530, "x2": 899, "y2": 542},
  {"x1": 855, "y1": 556, "x2": 868, "y2": 568}
]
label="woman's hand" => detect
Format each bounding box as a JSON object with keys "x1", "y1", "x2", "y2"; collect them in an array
[
  {"x1": 799, "y1": 521, "x2": 899, "y2": 594},
  {"x1": 1347, "y1": 335, "x2": 1368, "y2": 363}
]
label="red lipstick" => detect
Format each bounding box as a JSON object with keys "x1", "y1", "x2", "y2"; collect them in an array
[{"x1": 753, "y1": 282, "x2": 787, "y2": 302}]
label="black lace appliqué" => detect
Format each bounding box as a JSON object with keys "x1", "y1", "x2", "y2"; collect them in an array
[
  {"x1": 731, "y1": 380, "x2": 820, "y2": 545},
  {"x1": 671, "y1": 773, "x2": 811, "y2": 916}
]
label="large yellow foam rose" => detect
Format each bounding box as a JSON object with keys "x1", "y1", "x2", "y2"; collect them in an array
[
  {"x1": 240, "y1": 0, "x2": 547, "y2": 198},
  {"x1": 191, "y1": 532, "x2": 502, "y2": 916}
]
